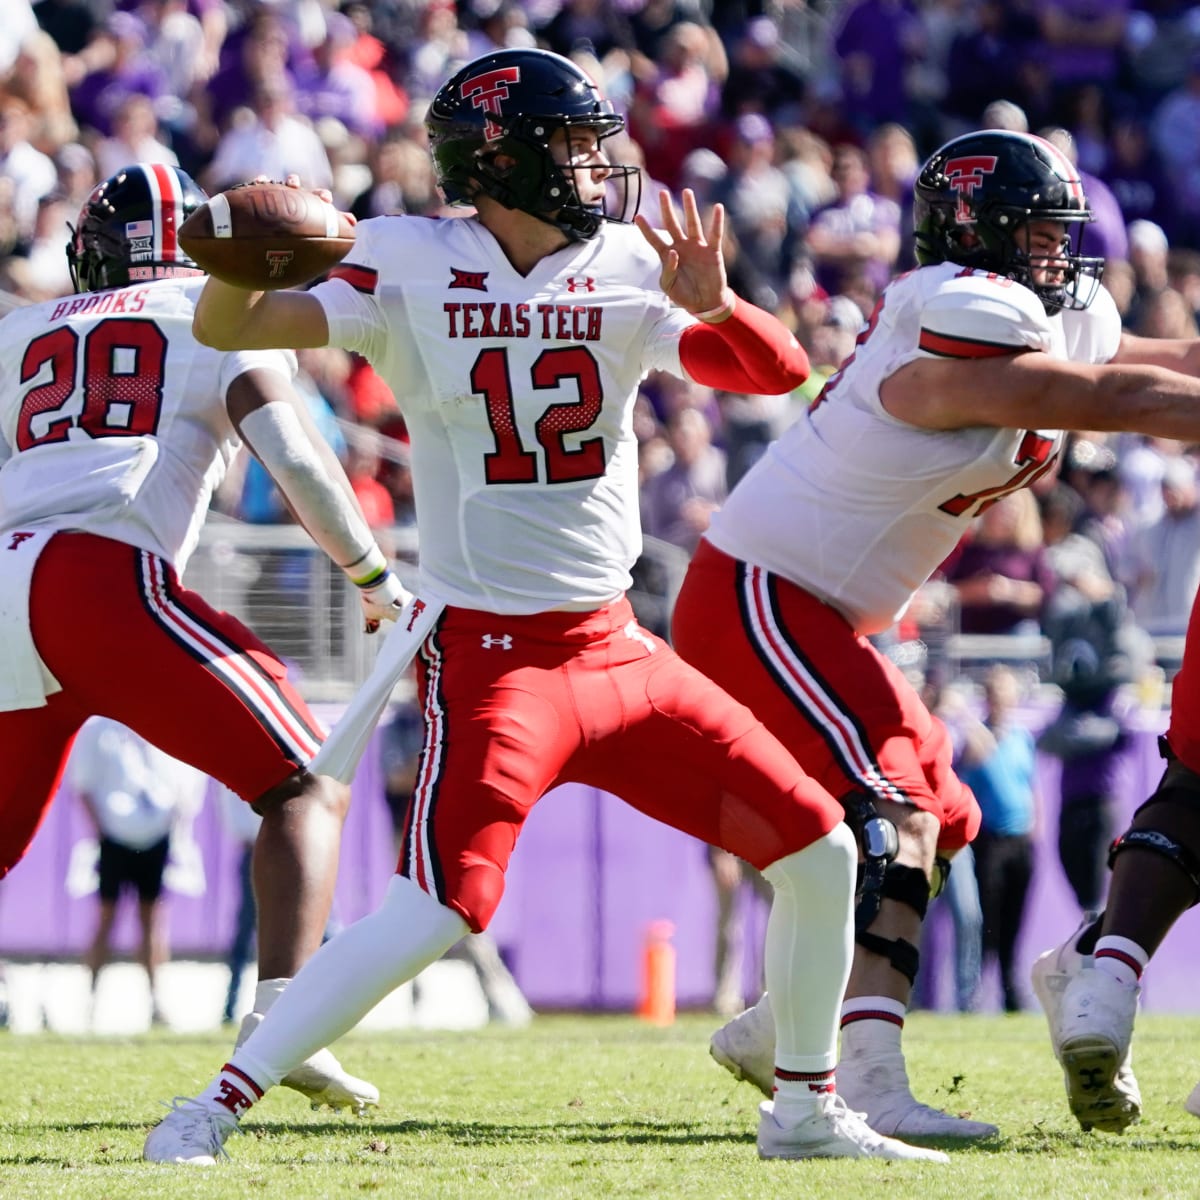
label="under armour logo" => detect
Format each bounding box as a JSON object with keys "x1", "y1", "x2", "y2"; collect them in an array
[
  {"x1": 6, "y1": 531, "x2": 34, "y2": 550},
  {"x1": 623, "y1": 620, "x2": 656, "y2": 653},
  {"x1": 460, "y1": 66, "x2": 521, "y2": 142},
  {"x1": 265, "y1": 249, "x2": 295, "y2": 278},
  {"x1": 406, "y1": 598, "x2": 427, "y2": 631},
  {"x1": 450, "y1": 267, "x2": 489, "y2": 291},
  {"x1": 215, "y1": 1080, "x2": 254, "y2": 1115},
  {"x1": 943, "y1": 154, "x2": 998, "y2": 223},
  {"x1": 565, "y1": 276, "x2": 596, "y2": 293},
  {"x1": 481, "y1": 634, "x2": 513, "y2": 650}
]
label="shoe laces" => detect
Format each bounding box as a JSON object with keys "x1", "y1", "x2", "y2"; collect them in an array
[
  {"x1": 160, "y1": 1096, "x2": 239, "y2": 1160},
  {"x1": 821, "y1": 1093, "x2": 881, "y2": 1144}
]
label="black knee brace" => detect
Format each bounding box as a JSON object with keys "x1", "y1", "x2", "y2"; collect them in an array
[
  {"x1": 841, "y1": 792, "x2": 929, "y2": 985},
  {"x1": 1109, "y1": 791, "x2": 1200, "y2": 906}
]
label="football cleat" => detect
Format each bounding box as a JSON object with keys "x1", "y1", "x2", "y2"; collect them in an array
[
  {"x1": 757, "y1": 1096, "x2": 950, "y2": 1162},
  {"x1": 237, "y1": 1011, "x2": 379, "y2": 1114},
  {"x1": 1056, "y1": 968, "x2": 1141, "y2": 1133},
  {"x1": 143, "y1": 1097, "x2": 239, "y2": 1165},
  {"x1": 710, "y1": 996, "x2": 774, "y2": 1097},
  {"x1": 837, "y1": 1051, "x2": 998, "y2": 1140},
  {"x1": 1185, "y1": 1081, "x2": 1200, "y2": 1119},
  {"x1": 1031, "y1": 925, "x2": 1141, "y2": 1133}
]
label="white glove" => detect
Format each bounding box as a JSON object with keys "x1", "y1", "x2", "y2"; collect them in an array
[{"x1": 357, "y1": 569, "x2": 412, "y2": 633}]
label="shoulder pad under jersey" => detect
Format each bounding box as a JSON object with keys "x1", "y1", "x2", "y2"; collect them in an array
[{"x1": 918, "y1": 271, "x2": 1053, "y2": 359}]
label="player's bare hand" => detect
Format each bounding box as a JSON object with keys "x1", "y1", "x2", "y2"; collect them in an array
[{"x1": 635, "y1": 189, "x2": 730, "y2": 317}]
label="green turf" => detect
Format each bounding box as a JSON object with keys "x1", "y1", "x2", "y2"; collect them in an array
[{"x1": 2, "y1": 1011, "x2": 1200, "y2": 1199}]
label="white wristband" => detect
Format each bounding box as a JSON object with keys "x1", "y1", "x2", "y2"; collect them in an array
[{"x1": 692, "y1": 292, "x2": 737, "y2": 324}]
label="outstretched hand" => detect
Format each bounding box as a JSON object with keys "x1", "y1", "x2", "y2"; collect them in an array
[{"x1": 635, "y1": 189, "x2": 732, "y2": 317}]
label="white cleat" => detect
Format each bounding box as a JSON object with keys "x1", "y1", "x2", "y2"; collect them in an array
[
  {"x1": 237, "y1": 1011, "x2": 379, "y2": 1114},
  {"x1": 1056, "y1": 968, "x2": 1141, "y2": 1134},
  {"x1": 143, "y1": 1097, "x2": 239, "y2": 1165},
  {"x1": 712, "y1": 995, "x2": 994, "y2": 1139},
  {"x1": 837, "y1": 1052, "x2": 998, "y2": 1140},
  {"x1": 1185, "y1": 1081, "x2": 1200, "y2": 1119},
  {"x1": 1031, "y1": 925, "x2": 1141, "y2": 1133},
  {"x1": 709, "y1": 996, "x2": 775, "y2": 1098},
  {"x1": 757, "y1": 1096, "x2": 950, "y2": 1162}
]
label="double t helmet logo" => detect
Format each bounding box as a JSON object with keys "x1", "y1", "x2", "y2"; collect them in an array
[
  {"x1": 942, "y1": 155, "x2": 998, "y2": 224},
  {"x1": 460, "y1": 67, "x2": 522, "y2": 143}
]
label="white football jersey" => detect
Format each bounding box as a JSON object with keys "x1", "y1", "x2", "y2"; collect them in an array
[
  {"x1": 706, "y1": 264, "x2": 1123, "y2": 634},
  {"x1": 0, "y1": 277, "x2": 294, "y2": 573},
  {"x1": 312, "y1": 214, "x2": 695, "y2": 613}
]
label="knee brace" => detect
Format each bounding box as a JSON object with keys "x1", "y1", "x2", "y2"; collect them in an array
[
  {"x1": 1109, "y1": 790, "x2": 1200, "y2": 906},
  {"x1": 841, "y1": 792, "x2": 930, "y2": 985}
]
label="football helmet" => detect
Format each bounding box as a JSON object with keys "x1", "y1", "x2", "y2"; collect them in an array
[
  {"x1": 426, "y1": 47, "x2": 639, "y2": 241},
  {"x1": 913, "y1": 130, "x2": 1103, "y2": 314},
  {"x1": 66, "y1": 163, "x2": 207, "y2": 293}
]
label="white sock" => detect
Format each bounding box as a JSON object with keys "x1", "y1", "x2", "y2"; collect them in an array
[
  {"x1": 252, "y1": 978, "x2": 289, "y2": 1014},
  {"x1": 760, "y1": 824, "x2": 856, "y2": 1124},
  {"x1": 231, "y1": 876, "x2": 469, "y2": 1090},
  {"x1": 840, "y1": 996, "x2": 906, "y2": 1060},
  {"x1": 1093, "y1": 936, "x2": 1148, "y2": 986}
]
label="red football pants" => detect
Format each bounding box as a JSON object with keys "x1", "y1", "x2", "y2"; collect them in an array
[
  {"x1": 673, "y1": 541, "x2": 981, "y2": 853},
  {"x1": 394, "y1": 596, "x2": 843, "y2": 931},
  {"x1": 0, "y1": 532, "x2": 324, "y2": 878}
]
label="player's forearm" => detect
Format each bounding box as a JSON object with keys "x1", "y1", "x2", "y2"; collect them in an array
[
  {"x1": 678, "y1": 296, "x2": 810, "y2": 394},
  {"x1": 237, "y1": 401, "x2": 389, "y2": 585},
  {"x1": 194, "y1": 280, "x2": 329, "y2": 350}
]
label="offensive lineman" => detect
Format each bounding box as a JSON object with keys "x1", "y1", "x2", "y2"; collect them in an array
[
  {"x1": 671, "y1": 128, "x2": 1200, "y2": 1138},
  {"x1": 0, "y1": 163, "x2": 405, "y2": 1109},
  {"x1": 144, "y1": 48, "x2": 946, "y2": 1166}
]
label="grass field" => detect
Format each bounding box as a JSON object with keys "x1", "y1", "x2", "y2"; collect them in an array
[{"x1": 3, "y1": 1010, "x2": 1200, "y2": 1199}]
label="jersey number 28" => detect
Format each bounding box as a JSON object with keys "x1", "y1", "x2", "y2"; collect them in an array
[{"x1": 16, "y1": 319, "x2": 166, "y2": 451}]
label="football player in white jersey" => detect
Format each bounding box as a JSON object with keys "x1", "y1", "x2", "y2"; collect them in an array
[
  {"x1": 144, "y1": 49, "x2": 949, "y2": 1166},
  {"x1": 672, "y1": 128, "x2": 1200, "y2": 1139},
  {"x1": 0, "y1": 164, "x2": 409, "y2": 1111}
]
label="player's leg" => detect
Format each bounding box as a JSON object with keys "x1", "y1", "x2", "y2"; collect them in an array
[
  {"x1": 579, "y1": 638, "x2": 945, "y2": 1163},
  {"x1": 673, "y1": 546, "x2": 994, "y2": 1139},
  {"x1": 30, "y1": 533, "x2": 370, "y2": 1110},
  {"x1": 146, "y1": 611, "x2": 577, "y2": 1163}
]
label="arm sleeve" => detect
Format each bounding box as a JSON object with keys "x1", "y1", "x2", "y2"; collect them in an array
[{"x1": 677, "y1": 298, "x2": 811, "y2": 394}]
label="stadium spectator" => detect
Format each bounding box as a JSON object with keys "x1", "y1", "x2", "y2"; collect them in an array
[
  {"x1": 68, "y1": 716, "x2": 208, "y2": 1029},
  {"x1": 292, "y1": 11, "x2": 381, "y2": 142},
  {"x1": 144, "y1": 46, "x2": 945, "y2": 1167},
  {"x1": 718, "y1": 15, "x2": 807, "y2": 127},
  {"x1": 68, "y1": 11, "x2": 169, "y2": 140},
  {"x1": 93, "y1": 93, "x2": 178, "y2": 181},
  {"x1": 943, "y1": 490, "x2": 1056, "y2": 638},
  {"x1": 0, "y1": 92, "x2": 57, "y2": 240},
  {"x1": 805, "y1": 141, "x2": 901, "y2": 304},
  {"x1": 1130, "y1": 453, "x2": 1200, "y2": 636},
  {"x1": 641, "y1": 405, "x2": 727, "y2": 555},
  {"x1": 201, "y1": 77, "x2": 333, "y2": 194},
  {"x1": 958, "y1": 664, "x2": 1039, "y2": 1013},
  {"x1": 1101, "y1": 115, "x2": 1179, "y2": 242}
]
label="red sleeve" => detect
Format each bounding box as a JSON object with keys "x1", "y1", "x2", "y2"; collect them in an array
[{"x1": 677, "y1": 299, "x2": 810, "y2": 394}]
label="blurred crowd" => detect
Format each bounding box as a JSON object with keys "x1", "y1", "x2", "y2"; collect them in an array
[{"x1": 5, "y1": 0, "x2": 1200, "y2": 681}]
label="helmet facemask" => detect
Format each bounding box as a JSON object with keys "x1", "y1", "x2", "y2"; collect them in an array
[{"x1": 471, "y1": 113, "x2": 641, "y2": 240}]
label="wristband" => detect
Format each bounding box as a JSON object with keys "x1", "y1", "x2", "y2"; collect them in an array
[
  {"x1": 344, "y1": 545, "x2": 389, "y2": 588},
  {"x1": 692, "y1": 292, "x2": 737, "y2": 324}
]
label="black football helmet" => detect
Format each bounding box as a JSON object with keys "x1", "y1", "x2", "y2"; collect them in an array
[
  {"x1": 66, "y1": 163, "x2": 207, "y2": 293},
  {"x1": 426, "y1": 48, "x2": 639, "y2": 241},
  {"x1": 913, "y1": 130, "x2": 1103, "y2": 314}
]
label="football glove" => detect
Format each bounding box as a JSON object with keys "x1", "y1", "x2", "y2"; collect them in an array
[{"x1": 357, "y1": 568, "x2": 412, "y2": 634}]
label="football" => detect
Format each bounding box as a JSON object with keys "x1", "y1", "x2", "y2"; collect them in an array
[{"x1": 177, "y1": 182, "x2": 356, "y2": 290}]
